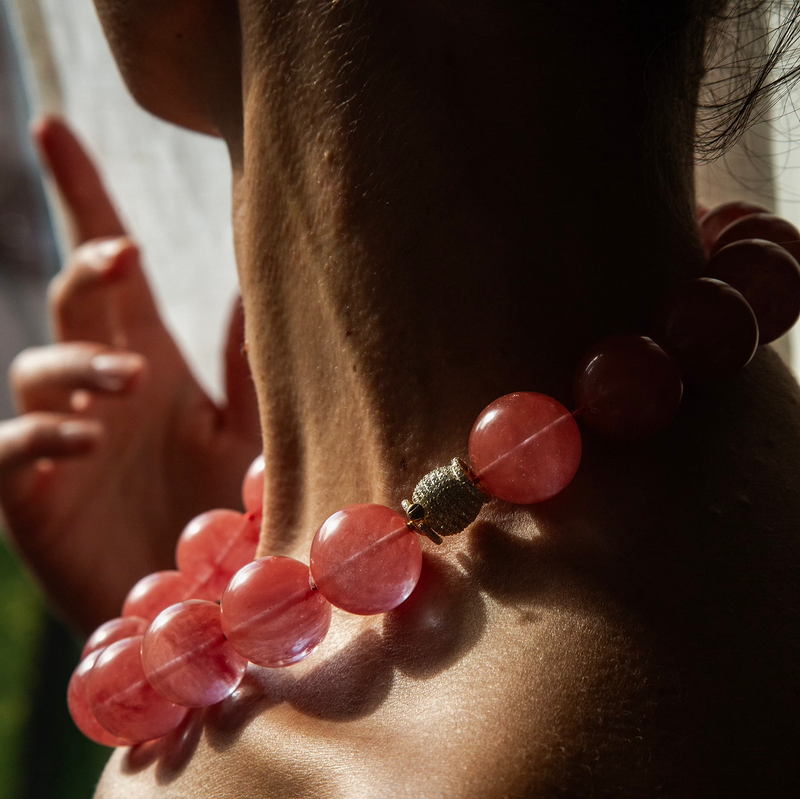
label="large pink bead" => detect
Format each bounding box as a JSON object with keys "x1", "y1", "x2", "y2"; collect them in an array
[
  {"x1": 176, "y1": 510, "x2": 260, "y2": 601},
  {"x1": 221, "y1": 557, "x2": 332, "y2": 667},
  {"x1": 122, "y1": 570, "x2": 199, "y2": 623},
  {"x1": 310, "y1": 504, "x2": 423, "y2": 615},
  {"x1": 468, "y1": 392, "x2": 582, "y2": 504},
  {"x1": 242, "y1": 454, "x2": 265, "y2": 517},
  {"x1": 706, "y1": 239, "x2": 800, "y2": 344},
  {"x1": 68, "y1": 649, "x2": 131, "y2": 747},
  {"x1": 712, "y1": 212, "x2": 800, "y2": 263},
  {"x1": 651, "y1": 278, "x2": 758, "y2": 384},
  {"x1": 82, "y1": 616, "x2": 148, "y2": 659},
  {"x1": 699, "y1": 201, "x2": 768, "y2": 255},
  {"x1": 574, "y1": 334, "x2": 683, "y2": 442},
  {"x1": 87, "y1": 635, "x2": 188, "y2": 743},
  {"x1": 141, "y1": 600, "x2": 248, "y2": 707}
]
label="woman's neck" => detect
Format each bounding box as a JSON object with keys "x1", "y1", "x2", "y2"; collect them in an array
[{"x1": 229, "y1": 1, "x2": 707, "y2": 557}]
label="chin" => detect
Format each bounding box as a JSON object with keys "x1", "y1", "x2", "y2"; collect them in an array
[{"x1": 90, "y1": 0, "x2": 238, "y2": 137}]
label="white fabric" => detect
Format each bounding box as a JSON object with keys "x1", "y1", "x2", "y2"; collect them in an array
[{"x1": 7, "y1": 0, "x2": 238, "y2": 400}]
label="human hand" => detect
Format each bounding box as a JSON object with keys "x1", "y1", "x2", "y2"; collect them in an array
[{"x1": 0, "y1": 117, "x2": 261, "y2": 635}]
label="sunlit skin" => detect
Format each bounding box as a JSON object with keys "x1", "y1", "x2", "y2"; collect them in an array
[{"x1": 7, "y1": 0, "x2": 800, "y2": 795}]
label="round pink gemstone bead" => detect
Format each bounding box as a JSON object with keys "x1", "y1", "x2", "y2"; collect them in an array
[
  {"x1": 122, "y1": 570, "x2": 199, "y2": 623},
  {"x1": 468, "y1": 392, "x2": 582, "y2": 504},
  {"x1": 87, "y1": 635, "x2": 188, "y2": 743},
  {"x1": 712, "y1": 212, "x2": 800, "y2": 264},
  {"x1": 706, "y1": 239, "x2": 800, "y2": 344},
  {"x1": 221, "y1": 556, "x2": 331, "y2": 667},
  {"x1": 142, "y1": 600, "x2": 248, "y2": 707},
  {"x1": 82, "y1": 616, "x2": 148, "y2": 659},
  {"x1": 699, "y1": 201, "x2": 768, "y2": 255},
  {"x1": 68, "y1": 649, "x2": 131, "y2": 747},
  {"x1": 574, "y1": 334, "x2": 683, "y2": 442},
  {"x1": 651, "y1": 278, "x2": 758, "y2": 384},
  {"x1": 310, "y1": 504, "x2": 423, "y2": 615},
  {"x1": 242, "y1": 454, "x2": 265, "y2": 517},
  {"x1": 176, "y1": 510, "x2": 260, "y2": 602}
]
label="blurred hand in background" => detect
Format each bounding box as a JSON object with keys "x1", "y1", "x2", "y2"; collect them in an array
[{"x1": 0, "y1": 118, "x2": 261, "y2": 635}]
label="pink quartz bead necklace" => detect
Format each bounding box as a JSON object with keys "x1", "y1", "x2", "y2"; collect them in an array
[{"x1": 68, "y1": 202, "x2": 800, "y2": 746}]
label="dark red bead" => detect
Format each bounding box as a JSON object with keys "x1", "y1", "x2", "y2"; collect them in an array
[
  {"x1": 573, "y1": 334, "x2": 683, "y2": 442},
  {"x1": 699, "y1": 201, "x2": 768, "y2": 255},
  {"x1": 706, "y1": 239, "x2": 800, "y2": 344},
  {"x1": 651, "y1": 278, "x2": 758, "y2": 384},
  {"x1": 712, "y1": 213, "x2": 800, "y2": 264}
]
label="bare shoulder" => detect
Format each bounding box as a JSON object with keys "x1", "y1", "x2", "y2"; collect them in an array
[{"x1": 96, "y1": 349, "x2": 800, "y2": 798}]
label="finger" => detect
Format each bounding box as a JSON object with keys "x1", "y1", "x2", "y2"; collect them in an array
[
  {"x1": 0, "y1": 415, "x2": 103, "y2": 521},
  {"x1": 49, "y1": 237, "x2": 136, "y2": 344},
  {"x1": 0, "y1": 415, "x2": 102, "y2": 478},
  {"x1": 108, "y1": 237, "x2": 165, "y2": 342},
  {"x1": 33, "y1": 116, "x2": 126, "y2": 245},
  {"x1": 10, "y1": 344, "x2": 145, "y2": 413},
  {"x1": 223, "y1": 293, "x2": 261, "y2": 439}
]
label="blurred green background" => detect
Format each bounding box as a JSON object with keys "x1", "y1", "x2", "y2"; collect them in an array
[{"x1": 0, "y1": 532, "x2": 110, "y2": 798}]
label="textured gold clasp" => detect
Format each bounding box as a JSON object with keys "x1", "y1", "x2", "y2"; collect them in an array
[{"x1": 402, "y1": 458, "x2": 491, "y2": 545}]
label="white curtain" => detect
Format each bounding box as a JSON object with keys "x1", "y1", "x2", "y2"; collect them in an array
[{"x1": 5, "y1": 0, "x2": 238, "y2": 400}]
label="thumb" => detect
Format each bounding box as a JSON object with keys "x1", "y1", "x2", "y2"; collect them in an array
[{"x1": 223, "y1": 294, "x2": 260, "y2": 439}]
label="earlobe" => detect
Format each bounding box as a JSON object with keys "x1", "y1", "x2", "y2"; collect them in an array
[{"x1": 92, "y1": 0, "x2": 242, "y2": 139}]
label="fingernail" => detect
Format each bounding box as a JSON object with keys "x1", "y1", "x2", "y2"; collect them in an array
[
  {"x1": 91, "y1": 353, "x2": 144, "y2": 390},
  {"x1": 58, "y1": 420, "x2": 102, "y2": 445},
  {"x1": 70, "y1": 390, "x2": 91, "y2": 412},
  {"x1": 81, "y1": 237, "x2": 134, "y2": 271}
]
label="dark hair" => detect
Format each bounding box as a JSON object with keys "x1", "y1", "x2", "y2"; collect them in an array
[{"x1": 698, "y1": 0, "x2": 800, "y2": 158}]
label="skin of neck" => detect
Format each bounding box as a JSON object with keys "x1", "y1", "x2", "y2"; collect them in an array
[{"x1": 226, "y1": 1, "x2": 707, "y2": 558}]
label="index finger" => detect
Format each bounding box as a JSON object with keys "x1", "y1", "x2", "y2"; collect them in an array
[{"x1": 33, "y1": 116, "x2": 126, "y2": 246}]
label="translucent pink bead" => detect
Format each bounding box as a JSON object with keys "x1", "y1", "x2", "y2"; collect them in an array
[
  {"x1": 468, "y1": 392, "x2": 582, "y2": 504},
  {"x1": 141, "y1": 600, "x2": 248, "y2": 707},
  {"x1": 87, "y1": 635, "x2": 188, "y2": 743},
  {"x1": 68, "y1": 649, "x2": 131, "y2": 747},
  {"x1": 175, "y1": 510, "x2": 260, "y2": 601},
  {"x1": 221, "y1": 557, "x2": 332, "y2": 667},
  {"x1": 712, "y1": 212, "x2": 800, "y2": 264},
  {"x1": 122, "y1": 570, "x2": 199, "y2": 623},
  {"x1": 242, "y1": 454, "x2": 265, "y2": 517},
  {"x1": 706, "y1": 239, "x2": 800, "y2": 344},
  {"x1": 699, "y1": 201, "x2": 768, "y2": 255},
  {"x1": 82, "y1": 616, "x2": 148, "y2": 659},
  {"x1": 574, "y1": 334, "x2": 683, "y2": 442},
  {"x1": 651, "y1": 278, "x2": 758, "y2": 384},
  {"x1": 310, "y1": 504, "x2": 423, "y2": 615}
]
